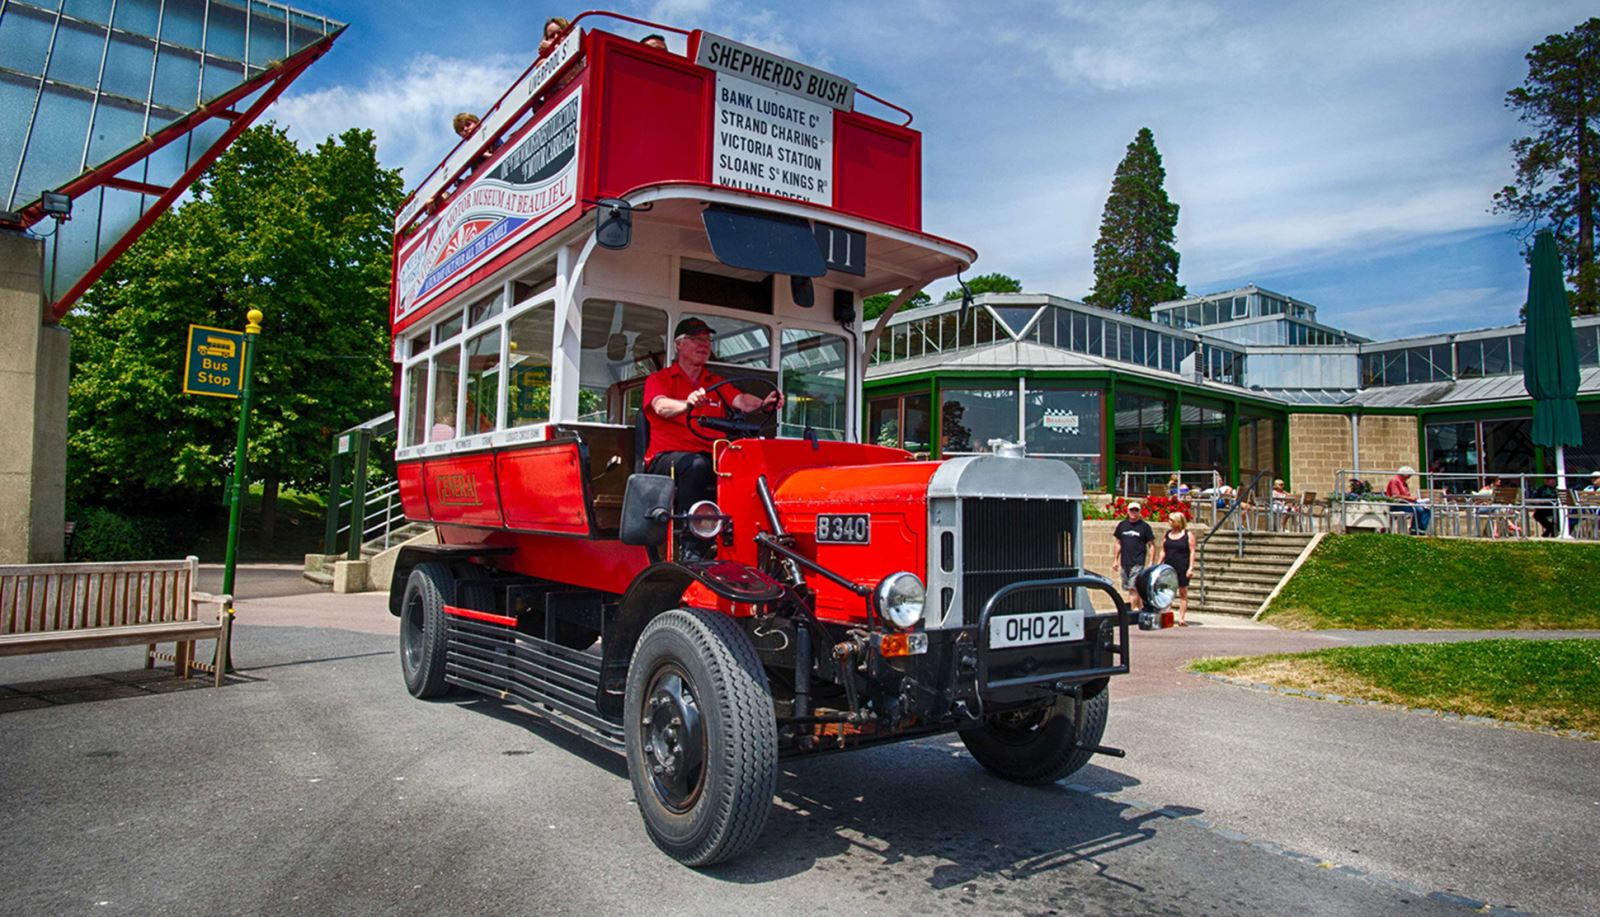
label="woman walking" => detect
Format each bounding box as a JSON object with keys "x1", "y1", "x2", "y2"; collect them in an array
[{"x1": 1159, "y1": 511, "x2": 1196, "y2": 626}]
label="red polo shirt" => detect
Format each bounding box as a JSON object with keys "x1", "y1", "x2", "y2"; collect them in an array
[{"x1": 643, "y1": 363, "x2": 727, "y2": 463}]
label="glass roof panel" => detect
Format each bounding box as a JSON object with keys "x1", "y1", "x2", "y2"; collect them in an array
[
  {"x1": 2, "y1": 0, "x2": 342, "y2": 306},
  {"x1": 990, "y1": 305, "x2": 1041, "y2": 338}
]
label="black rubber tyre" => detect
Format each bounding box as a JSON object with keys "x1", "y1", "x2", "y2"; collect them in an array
[
  {"x1": 400, "y1": 562, "x2": 453, "y2": 699},
  {"x1": 958, "y1": 686, "x2": 1110, "y2": 785},
  {"x1": 624, "y1": 609, "x2": 777, "y2": 866}
]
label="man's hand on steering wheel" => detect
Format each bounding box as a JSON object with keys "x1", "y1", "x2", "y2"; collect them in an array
[{"x1": 685, "y1": 376, "x2": 782, "y2": 443}]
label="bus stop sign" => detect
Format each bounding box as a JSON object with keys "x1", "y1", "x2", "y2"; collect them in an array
[{"x1": 183, "y1": 324, "x2": 246, "y2": 398}]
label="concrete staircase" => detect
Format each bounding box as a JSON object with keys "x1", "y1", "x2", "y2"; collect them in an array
[
  {"x1": 303, "y1": 521, "x2": 434, "y2": 590},
  {"x1": 1190, "y1": 531, "x2": 1314, "y2": 617}
]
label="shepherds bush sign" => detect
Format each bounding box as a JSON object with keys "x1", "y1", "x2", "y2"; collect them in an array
[{"x1": 696, "y1": 32, "x2": 855, "y2": 207}]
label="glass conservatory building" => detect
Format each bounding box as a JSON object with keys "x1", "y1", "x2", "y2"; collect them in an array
[{"x1": 864, "y1": 285, "x2": 1600, "y2": 495}]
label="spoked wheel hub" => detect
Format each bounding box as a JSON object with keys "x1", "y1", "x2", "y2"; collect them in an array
[{"x1": 640, "y1": 664, "x2": 706, "y2": 812}]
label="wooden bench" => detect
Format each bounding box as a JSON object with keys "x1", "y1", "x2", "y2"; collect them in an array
[{"x1": 0, "y1": 557, "x2": 231, "y2": 686}]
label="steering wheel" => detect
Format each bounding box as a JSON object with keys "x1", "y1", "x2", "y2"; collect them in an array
[{"x1": 685, "y1": 376, "x2": 781, "y2": 443}]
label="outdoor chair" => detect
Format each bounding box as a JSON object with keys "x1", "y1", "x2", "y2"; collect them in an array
[
  {"x1": 1426, "y1": 489, "x2": 1462, "y2": 537},
  {"x1": 1148, "y1": 484, "x2": 1168, "y2": 499},
  {"x1": 1576, "y1": 492, "x2": 1600, "y2": 540}
]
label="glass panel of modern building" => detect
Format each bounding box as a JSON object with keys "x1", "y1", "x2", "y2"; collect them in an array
[
  {"x1": 1179, "y1": 402, "x2": 1229, "y2": 477},
  {"x1": 1237, "y1": 413, "x2": 1280, "y2": 489},
  {"x1": 1023, "y1": 386, "x2": 1103, "y2": 489},
  {"x1": 1113, "y1": 391, "x2": 1171, "y2": 487},
  {"x1": 940, "y1": 385, "x2": 1018, "y2": 454}
]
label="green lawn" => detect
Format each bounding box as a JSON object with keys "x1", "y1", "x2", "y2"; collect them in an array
[
  {"x1": 1190, "y1": 639, "x2": 1600, "y2": 734},
  {"x1": 1262, "y1": 534, "x2": 1600, "y2": 630}
]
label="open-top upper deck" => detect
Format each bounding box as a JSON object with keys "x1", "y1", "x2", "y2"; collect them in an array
[{"x1": 392, "y1": 12, "x2": 960, "y2": 335}]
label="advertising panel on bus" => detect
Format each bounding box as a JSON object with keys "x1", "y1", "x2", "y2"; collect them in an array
[{"x1": 393, "y1": 89, "x2": 582, "y2": 324}]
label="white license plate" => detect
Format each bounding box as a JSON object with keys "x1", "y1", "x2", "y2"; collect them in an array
[{"x1": 989, "y1": 609, "x2": 1084, "y2": 649}]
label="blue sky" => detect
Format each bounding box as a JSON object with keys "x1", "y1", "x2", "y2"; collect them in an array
[{"x1": 269, "y1": 0, "x2": 1590, "y2": 341}]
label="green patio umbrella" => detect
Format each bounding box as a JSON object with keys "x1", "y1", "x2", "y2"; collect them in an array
[{"x1": 1522, "y1": 229, "x2": 1583, "y2": 535}]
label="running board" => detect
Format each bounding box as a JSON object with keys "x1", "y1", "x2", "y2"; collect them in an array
[{"x1": 445, "y1": 616, "x2": 625, "y2": 751}]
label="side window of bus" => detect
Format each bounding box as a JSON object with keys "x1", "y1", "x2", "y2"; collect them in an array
[
  {"x1": 780, "y1": 329, "x2": 849, "y2": 441},
  {"x1": 506, "y1": 303, "x2": 555, "y2": 428},
  {"x1": 463, "y1": 327, "x2": 501, "y2": 436},
  {"x1": 580, "y1": 300, "x2": 667, "y2": 423},
  {"x1": 403, "y1": 359, "x2": 430, "y2": 446},
  {"x1": 430, "y1": 345, "x2": 461, "y2": 441}
]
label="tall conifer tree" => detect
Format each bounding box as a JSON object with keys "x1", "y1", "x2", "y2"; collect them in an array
[
  {"x1": 1086, "y1": 128, "x2": 1185, "y2": 319},
  {"x1": 1493, "y1": 17, "x2": 1600, "y2": 315}
]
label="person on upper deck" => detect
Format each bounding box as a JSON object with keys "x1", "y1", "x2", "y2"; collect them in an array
[
  {"x1": 640, "y1": 33, "x2": 669, "y2": 51},
  {"x1": 643, "y1": 318, "x2": 782, "y2": 559},
  {"x1": 452, "y1": 112, "x2": 480, "y2": 139},
  {"x1": 539, "y1": 17, "x2": 571, "y2": 57}
]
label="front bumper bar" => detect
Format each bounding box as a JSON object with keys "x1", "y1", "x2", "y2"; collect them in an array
[{"x1": 971, "y1": 574, "x2": 1131, "y2": 692}]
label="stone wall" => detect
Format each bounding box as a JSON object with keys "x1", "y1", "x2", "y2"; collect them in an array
[
  {"x1": 1357, "y1": 415, "x2": 1421, "y2": 486},
  {"x1": 1288, "y1": 413, "x2": 1419, "y2": 498}
]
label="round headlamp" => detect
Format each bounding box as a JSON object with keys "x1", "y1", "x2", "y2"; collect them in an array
[
  {"x1": 1139, "y1": 564, "x2": 1181, "y2": 611},
  {"x1": 686, "y1": 500, "x2": 724, "y2": 540},
  {"x1": 874, "y1": 572, "x2": 926, "y2": 630}
]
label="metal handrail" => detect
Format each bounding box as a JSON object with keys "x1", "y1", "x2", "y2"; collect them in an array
[
  {"x1": 335, "y1": 479, "x2": 403, "y2": 550},
  {"x1": 1332, "y1": 469, "x2": 1595, "y2": 540},
  {"x1": 1194, "y1": 469, "x2": 1272, "y2": 606},
  {"x1": 1119, "y1": 469, "x2": 1222, "y2": 498}
]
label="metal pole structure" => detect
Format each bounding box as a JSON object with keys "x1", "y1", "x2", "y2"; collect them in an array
[
  {"x1": 322, "y1": 440, "x2": 343, "y2": 555},
  {"x1": 347, "y1": 431, "x2": 370, "y2": 561},
  {"x1": 218, "y1": 308, "x2": 262, "y2": 674}
]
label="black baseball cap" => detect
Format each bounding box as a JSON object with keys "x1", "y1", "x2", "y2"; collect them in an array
[{"x1": 674, "y1": 317, "x2": 715, "y2": 338}]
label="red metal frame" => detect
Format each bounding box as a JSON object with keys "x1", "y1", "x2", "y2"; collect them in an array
[{"x1": 29, "y1": 28, "x2": 345, "y2": 323}]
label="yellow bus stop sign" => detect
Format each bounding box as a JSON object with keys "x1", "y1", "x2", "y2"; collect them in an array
[{"x1": 183, "y1": 324, "x2": 246, "y2": 398}]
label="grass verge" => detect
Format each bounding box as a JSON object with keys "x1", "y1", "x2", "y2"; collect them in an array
[
  {"x1": 1190, "y1": 638, "x2": 1600, "y2": 734},
  {"x1": 1262, "y1": 534, "x2": 1600, "y2": 630}
]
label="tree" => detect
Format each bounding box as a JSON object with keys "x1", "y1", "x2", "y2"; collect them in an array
[
  {"x1": 1493, "y1": 18, "x2": 1600, "y2": 315},
  {"x1": 863, "y1": 290, "x2": 930, "y2": 320},
  {"x1": 1085, "y1": 128, "x2": 1185, "y2": 319},
  {"x1": 65, "y1": 125, "x2": 405, "y2": 534},
  {"x1": 862, "y1": 273, "x2": 1023, "y2": 320},
  {"x1": 940, "y1": 272, "x2": 1023, "y2": 301}
]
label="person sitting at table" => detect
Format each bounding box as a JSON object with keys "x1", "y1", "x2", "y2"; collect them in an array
[
  {"x1": 1475, "y1": 475, "x2": 1502, "y2": 498},
  {"x1": 1586, "y1": 471, "x2": 1600, "y2": 493},
  {"x1": 1530, "y1": 477, "x2": 1559, "y2": 537},
  {"x1": 1385, "y1": 466, "x2": 1430, "y2": 534}
]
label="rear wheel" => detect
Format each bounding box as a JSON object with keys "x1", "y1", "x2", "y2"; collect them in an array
[
  {"x1": 959, "y1": 685, "x2": 1109, "y2": 785},
  {"x1": 624, "y1": 609, "x2": 777, "y2": 866},
  {"x1": 400, "y1": 563, "x2": 453, "y2": 699}
]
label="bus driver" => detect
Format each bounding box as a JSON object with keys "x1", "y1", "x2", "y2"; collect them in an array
[{"x1": 644, "y1": 318, "x2": 782, "y2": 557}]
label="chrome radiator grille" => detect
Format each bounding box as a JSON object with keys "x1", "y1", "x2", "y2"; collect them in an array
[{"x1": 960, "y1": 498, "x2": 1076, "y2": 625}]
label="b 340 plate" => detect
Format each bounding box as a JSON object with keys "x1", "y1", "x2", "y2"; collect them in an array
[{"x1": 815, "y1": 513, "x2": 870, "y2": 544}]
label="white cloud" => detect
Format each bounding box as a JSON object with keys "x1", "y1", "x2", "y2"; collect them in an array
[{"x1": 271, "y1": 52, "x2": 526, "y2": 189}]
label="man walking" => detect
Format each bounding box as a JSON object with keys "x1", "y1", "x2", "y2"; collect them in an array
[{"x1": 1111, "y1": 502, "x2": 1155, "y2": 611}]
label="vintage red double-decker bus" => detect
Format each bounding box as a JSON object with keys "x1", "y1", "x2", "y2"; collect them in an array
[{"x1": 386, "y1": 12, "x2": 1176, "y2": 865}]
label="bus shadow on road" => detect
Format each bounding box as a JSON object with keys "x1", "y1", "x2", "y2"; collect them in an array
[{"x1": 709, "y1": 741, "x2": 1186, "y2": 891}]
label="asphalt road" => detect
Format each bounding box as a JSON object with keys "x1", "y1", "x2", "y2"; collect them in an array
[{"x1": 1, "y1": 598, "x2": 1594, "y2": 916}]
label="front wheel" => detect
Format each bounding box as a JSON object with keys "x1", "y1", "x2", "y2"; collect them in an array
[
  {"x1": 958, "y1": 685, "x2": 1109, "y2": 785},
  {"x1": 624, "y1": 609, "x2": 777, "y2": 866}
]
